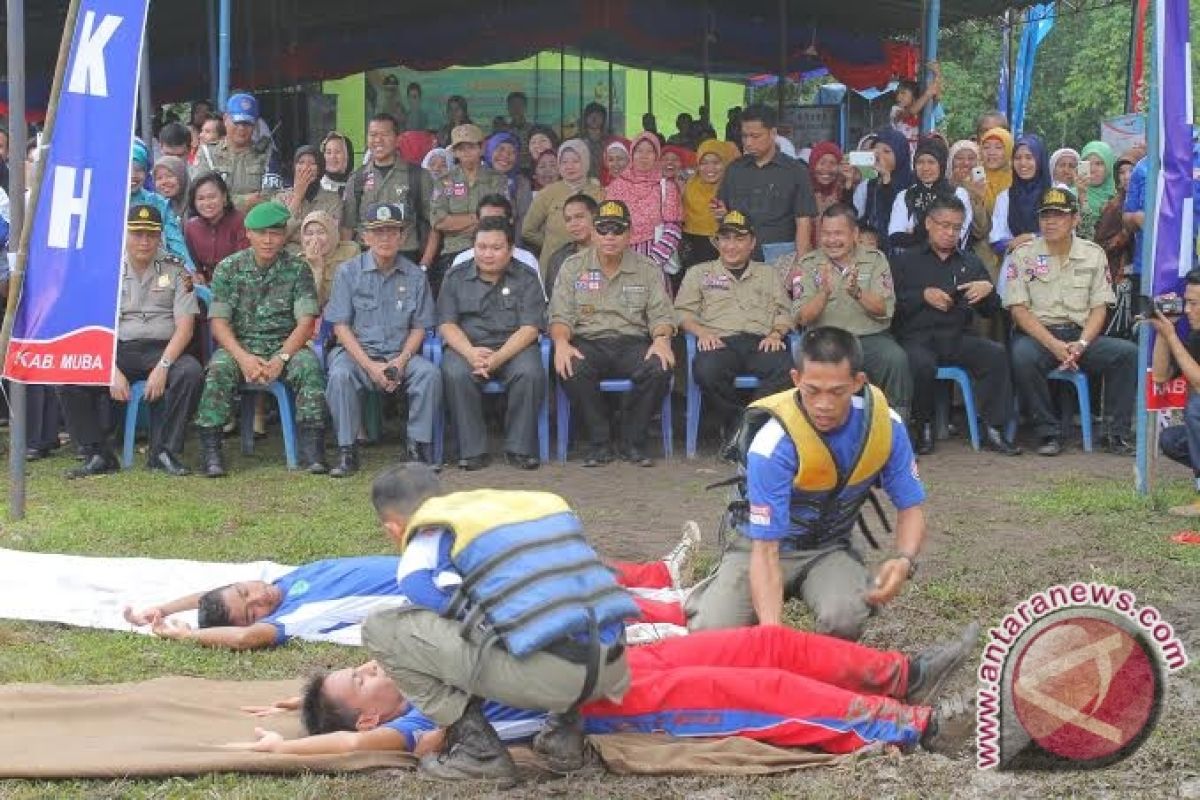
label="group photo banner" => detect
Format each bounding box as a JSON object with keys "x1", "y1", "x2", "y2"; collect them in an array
[{"x1": 3, "y1": 0, "x2": 150, "y2": 385}]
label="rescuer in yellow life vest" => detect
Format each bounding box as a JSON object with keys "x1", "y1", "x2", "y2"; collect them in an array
[
  {"x1": 362, "y1": 464, "x2": 635, "y2": 783},
  {"x1": 686, "y1": 326, "x2": 929, "y2": 641}
]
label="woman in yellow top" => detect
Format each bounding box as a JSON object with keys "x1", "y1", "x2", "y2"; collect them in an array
[
  {"x1": 680, "y1": 139, "x2": 739, "y2": 272},
  {"x1": 520, "y1": 139, "x2": 605, "y2": 266}
]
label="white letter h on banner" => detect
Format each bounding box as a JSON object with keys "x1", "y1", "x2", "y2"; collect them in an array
[{"x1": 47, "y1": 166, "x2": 93, "y2": 249}]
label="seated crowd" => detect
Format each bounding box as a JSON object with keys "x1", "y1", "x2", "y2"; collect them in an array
[{"x1": 6, "y1": 76, "x2": 1185, "y2": 483}]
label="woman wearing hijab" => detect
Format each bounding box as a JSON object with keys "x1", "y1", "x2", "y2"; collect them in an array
[
  {"x1": 601, "y1": 138, "x2": 631, "y2": 186},
  {"x1": 152, "y1": 155, "x2": 191, "y2": 224},
  {"x1": 130, "y1": 139, "x2": 194, "y2": 269},
  {"x1": 979, "y1": 127, "x2": 1014, "y2": 216},
  {"x1": 888, "y1": 137, "x2": 973, "y2": 253},
  {"x1": 605, "y1": 132, "x2": 684, "y2": 278},
  {"x1": 278, "y1": 145, "x2": 343, "y2": 255},
  {"x1": 299, "y1": 210, "x2": 360, "y2": 310},
  {"x1": 521, "y1": 138, "x2": 604, "y2": 261},
  {"x1": 421, "y1": 147, "x2": 455, "y2": 180},
  {"x1": 808, "y1": 141, "x2": 854, "y2": 221},
  {"x1": 681, "y1": 139, "x2": 739, "y2": 271},
  {"x1": 947, "y1": 140, "x2": 993, "y2": 255},
  {"x1": 485, "y1": 131, "x2": 532, "y2": 234},
  {"x1": 989, "y1": 133, "x2": 1050, "y2": 256},
  {"x1": 1077, "y1": 141, "x2": 1117, "y2": 240},
  {"x1": 852, "y1": 127, "x2": 912, "y2": 253},
  {"x1": 319, "y1": 132, "x2": 355, "y2": 198},
  {"x1": 397, "y1": 130, "x2": 437, "y2": 167},
  {"x1": 1048, "y1": 148, "x2": 1081, "y2": 188}
]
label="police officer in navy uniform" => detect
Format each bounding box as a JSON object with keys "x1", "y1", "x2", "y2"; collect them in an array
[{"x1": 59, "y1": 206, "x2": 203, "y2": 478}]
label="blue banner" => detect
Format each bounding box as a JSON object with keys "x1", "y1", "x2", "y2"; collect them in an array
[
  {"x1": 1148, "y1": 0, "x2": 1194, "y2": 297},
  {"x1": 4, "y1": 0, "x2": 150, "y2": 385},
  {"x1": 1011, "y1": 3, "x2": 1055, "y2": 136}
]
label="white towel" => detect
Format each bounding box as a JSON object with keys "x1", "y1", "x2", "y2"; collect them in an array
[{"x1": 0, "y1": 547, "x2": 296, "y2": 637}]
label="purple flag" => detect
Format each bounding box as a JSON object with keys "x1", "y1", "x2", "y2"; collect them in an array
[{"x1": 1149, "y1": 0, "x2": 1194, "y2": 297}]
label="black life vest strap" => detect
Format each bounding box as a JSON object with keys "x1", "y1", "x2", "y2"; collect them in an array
[
  {"x1": 445, "y1": 531, "x2": 588, "y2": 618},
  {"x1": 457, "y1": 557, "x2": 604, "y2": 634}
]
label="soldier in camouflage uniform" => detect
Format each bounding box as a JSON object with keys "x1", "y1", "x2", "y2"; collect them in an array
[
  {"x1": 194, "y1": 201, "x2": 327, "y2": 476},
  {"x1": 193, "y1": 93, "x2": 278, "y2": 212}
]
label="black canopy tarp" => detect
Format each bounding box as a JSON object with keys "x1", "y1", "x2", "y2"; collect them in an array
[{"x1": 3, "y1": 0, "x2": 1020, "y2": 108}]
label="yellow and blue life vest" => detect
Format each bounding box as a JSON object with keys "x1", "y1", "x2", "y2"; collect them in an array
[
  {"x1": 747, "y1": 385, "x2": 893, "y2": 546},
  {"x1": 402, "y1": 489, "x2": 638, "y2": 658}
]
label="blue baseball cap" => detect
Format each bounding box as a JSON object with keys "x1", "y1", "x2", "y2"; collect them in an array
[{"x1": 226, "y1": 93, "x2": 259, "y2": 124}]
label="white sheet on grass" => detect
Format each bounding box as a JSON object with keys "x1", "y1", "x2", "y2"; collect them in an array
[{"x1": 0, "y1": 547, "x2": 302, "y2": 637}]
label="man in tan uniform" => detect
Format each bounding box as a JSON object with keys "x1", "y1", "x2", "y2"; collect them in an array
[
  {"x1": 1004, "y1": 187, "x2": 1136, "y2": 456},
  {"x1": 341, "y1": 113, "x2": 434, "y2": 266},
  {"x1": 549, "y1": 200, "x2": 676, "y2": 467},
  {"x1": 430, "y1": 123, "x2": 509, "y2": 296},
  {"x1": 676, "y1": 209, "x2": 793, "y2": 439},
  {"x1": 194, "y1": 93, "x2": 276, "y2": 212},
  {"x1": 788, "y1": 203, "x2": 912, "y2": 419}
]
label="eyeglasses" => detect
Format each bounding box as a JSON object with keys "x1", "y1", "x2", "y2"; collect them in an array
[
  {"x1": 928, "y1": 218, "x2": 964, "y2": 233},
  {"x1": 594, "y1": 222, "x2": 629, "y2": 236}
]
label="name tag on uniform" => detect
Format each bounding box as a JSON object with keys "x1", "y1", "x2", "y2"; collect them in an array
[
  {"x1": 396, "y1": 284, "x2": 407, "y2": 310},
  {"x1": 702, "y1": 273, "x2": 731, "y2": 290},
  {"x1": 622, "y1": 285, "x2": 647, "y2": 294},
  {"x1": 156, "y1": 274, "x2": 171, "y2": 289}
]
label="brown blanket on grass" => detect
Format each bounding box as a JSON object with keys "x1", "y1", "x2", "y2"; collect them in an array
[{"x1": 0, "y1": 677, "x2": 843, "y2": 778}]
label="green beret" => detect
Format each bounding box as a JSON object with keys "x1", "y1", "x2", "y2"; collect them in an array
[{"x1": 244, "y1": 201, "x2": 291, "y2": 230}]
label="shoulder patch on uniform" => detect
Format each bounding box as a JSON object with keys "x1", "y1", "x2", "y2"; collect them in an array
[{"x1": 749, "y1": 418, "x2": 787, "y2": 458}]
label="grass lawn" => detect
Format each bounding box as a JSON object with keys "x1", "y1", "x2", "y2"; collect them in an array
[{"x1": 0, "y1": 439, "x2": 1197, "y2": 799}]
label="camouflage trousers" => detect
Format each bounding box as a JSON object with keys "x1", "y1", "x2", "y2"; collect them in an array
[{"x1": 194, "y1": 347, "x2": 327, "y2": 428}]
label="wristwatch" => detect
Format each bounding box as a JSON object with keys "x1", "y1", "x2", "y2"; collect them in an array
[
  {"x1": 897, "y1": 553, "x2": 919, "y2": 579},
  {"x1": 1076, "y1": 338, "x2": 1089, "y2": 350},
  {"x1": 157, "y1": 356, "x2": 172, "y2": 369},
  {"x1": 275, "y1": 351, "x2": 292, "y2": 364}
]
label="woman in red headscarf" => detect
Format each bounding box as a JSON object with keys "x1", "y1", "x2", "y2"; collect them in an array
[
  {"x1": 808, "y1": 141, "x2": 855, "y2": 215},
  {"x1": 604, "y1": 132, "x2": 684, "y2": 284}
]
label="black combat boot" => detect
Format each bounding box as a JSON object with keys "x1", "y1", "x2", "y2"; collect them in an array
[
  {"x1": 328, "y1": 445, "x2": 358, "y2": 478},
  {"x1": 532, "y1": 708, "x2": 586, "y2": 772},
  {"x1": 905, "y1": 622, "x2": 981, "y2": 705},
  {"x1": 418, "y1": 697, "x2": 518, "y2": 784},
  {"x1": 300, "y1": 426, "x2": 328, "y2": 474},
  {"x1": 198, "y1": 427, "x2": 226, "y2": 478}
]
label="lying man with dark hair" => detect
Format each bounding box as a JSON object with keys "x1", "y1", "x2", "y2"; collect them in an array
[
  {"x1": 227, "y1": 623, "x2": 979, "y2": 758},
  {"x1": 124, "y1": 534, "x2": 701, "y2": 651},
  {"x1": 124, "y1": 555, "x2": 411, "y2": 650}
]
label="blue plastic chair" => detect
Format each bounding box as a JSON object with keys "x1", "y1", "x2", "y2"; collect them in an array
[
  {"x1": 683, "y1": 332, "x2": 802, "y2": 459},
  {"x1": 238, "y1": 381, "x2": 299, "y2": 469},
  {"x1": 1006, "y1": 369, "x2": 1094, "y2": 452},
  {"x1": 121, "y1": 380, "x2": 148, "y2": 468},
  {"x1": 427, "y1": 334, "x2": 551, "y2": 464},
  {"x1": 555, "y1": 378, "x2": 674, "y2": 464},
  {"x1": 1049, "y1": 369, "x2": 1094, "y2": 452},
  {"x1": 934, "y1": 366, "x2": 982, "y2": 451}
]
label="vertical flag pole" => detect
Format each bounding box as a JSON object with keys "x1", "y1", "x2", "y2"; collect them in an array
[{"x1": 2, "y1": 0, "x2": 82, "y2": 519}]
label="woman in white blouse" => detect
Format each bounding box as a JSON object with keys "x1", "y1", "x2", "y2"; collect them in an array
[{"x1": 888, "y1": 137, "x2": 972, "y2": 254}]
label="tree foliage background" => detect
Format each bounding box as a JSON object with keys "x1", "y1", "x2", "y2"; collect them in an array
[{"x1": 938, "y1": 0, "x2": 1200, "y2": 149}]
